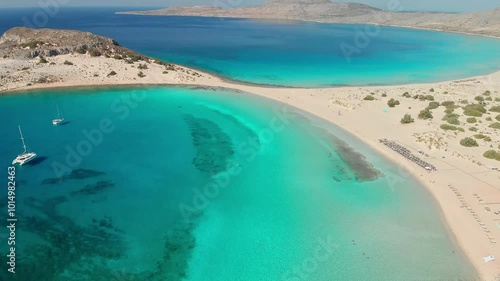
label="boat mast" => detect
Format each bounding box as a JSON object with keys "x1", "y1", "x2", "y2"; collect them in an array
[
  {"x1": 57, "y1": 105, "x2": 61, "y2": 118},
  {"x1": 18, "y1": 125, "x2": 27, "y2": 153}
]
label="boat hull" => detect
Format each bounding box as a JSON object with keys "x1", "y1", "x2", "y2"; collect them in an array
[
  {"x1": 52, "y1": 118, "x2": 64, "y2": 125},
  {"x1": 12, "y1": 152, "x2": 37, "y2": 165}
]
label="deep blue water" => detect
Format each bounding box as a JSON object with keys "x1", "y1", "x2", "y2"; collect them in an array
[{"x1": 1, "y1": 7, "x2": 500, "y2": 86}]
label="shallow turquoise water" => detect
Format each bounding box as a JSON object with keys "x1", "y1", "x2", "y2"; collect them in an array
[{"x1": 0, "y1": 87, "x2": 476, "y2": 280}]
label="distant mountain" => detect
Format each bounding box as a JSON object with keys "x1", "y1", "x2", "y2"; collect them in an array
[{"x1": 117, "y1": 0, "x2": 500, "y2": 37}]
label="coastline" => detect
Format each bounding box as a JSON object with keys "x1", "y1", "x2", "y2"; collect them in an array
[
  {"x1": 115, "y1": 13, "x2": 500, "y2": 39},
  {"x1": 2, "y1": 56, "x2": 500, "y2": 280}
]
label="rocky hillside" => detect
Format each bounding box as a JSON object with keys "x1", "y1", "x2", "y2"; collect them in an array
[
  {"x1": 117, "y1": 0, "x2": 500, "y2": 37},
  {"x1": 0, "y1": 27, "x2": 149, "y2": 60}
]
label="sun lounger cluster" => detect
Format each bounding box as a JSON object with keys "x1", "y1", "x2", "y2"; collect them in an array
[
  {"x1": 451, "y1": 185, "x2": 496, "y2": 244},
  {"x1": 379, "y1": 139, "x2": 437, "y2": 171}
]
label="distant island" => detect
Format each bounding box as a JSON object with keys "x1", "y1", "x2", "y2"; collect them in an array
[{"x1": 117, "y1": 0, "x2": 500, "y2": 38}]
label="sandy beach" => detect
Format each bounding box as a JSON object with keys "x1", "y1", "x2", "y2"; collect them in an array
[{"x1": 2, "y1": 53, "x2": 500, "y2": 279}]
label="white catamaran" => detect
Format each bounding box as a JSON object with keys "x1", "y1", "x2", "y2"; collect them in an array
[
  {"x1": 52, "y1": 105, "x2": 64, "y2": 125},
  {"x1": 12, "y1": 126, "x2": 37, "y2": 166}
]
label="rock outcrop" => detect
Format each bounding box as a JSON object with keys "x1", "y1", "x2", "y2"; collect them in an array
[{"x1": 0, "y1": 27, "x2": 141, "y2": 60}]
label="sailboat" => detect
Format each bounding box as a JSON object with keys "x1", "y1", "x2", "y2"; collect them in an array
[
  {"x1": 52, "y1": 105, "x2": 64, "y2": 125},
  {"x1": 12, "y1": 126, "x2": 37, "y2": 165}
]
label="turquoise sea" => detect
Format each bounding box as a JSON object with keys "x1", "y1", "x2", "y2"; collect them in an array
[
  {"x1": 0, "y1": 6, "x2": 496, "y2": 281},
  {"x1": 0, "y1": 87, "x2": 476, "y2": 280}
]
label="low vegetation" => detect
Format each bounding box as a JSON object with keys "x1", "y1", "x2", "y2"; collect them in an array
[
  {"x1": 363, "y1": 95, "x2": 375, "y2": 101},
  {"x1": 427, "y1": 101, "x2": 440, "y2": 110},
  {"x1": 442, "y1": 113, "x2": 459, "y2": 125},
  {"x1": 460, "y1": 137, "x2": 479, "y2": 147},
  {"x1": 400, "y1": 114, "x2": 414, "y2": 124},
  {"x1": 490, "y1": 106, "x2": 500, "y2": 113},
  {"x1": 463, "y1": 104, "x2": 487, "y2": 117},
  {"x1": 88, "y1": 49, "x2": 102, "y2": 57},
  {"x1": 466, "y1": 117, "x2": 477, "y2": 124},
  {"x1": 107, "y1": 71, "x2": 117, "y2": 77},
  {"x1": 440, "y1": 124, "x2": 464, "y2": 132},
  {"x1": 483, "y1": 150, "x2": 500, "y2": 161},
  {"x1": 387, "y1": 98, "x2": 400, "y2": 107},
  {"x1": 20, "y1": 40, "x2": 44, "y2": 49},
  {"x1": 418, "y1": 108, "x2": 433, "y2": 120},
  {"x1": 63, "y1": 60, "x2": 74, "y2": 65},
  {"x1": 474, "y1": 96, "x2": 484, "y2": 102},
  {"x1": 489, "y1": 122, "x2": 500, "y2": 130},
  {"x1": 137, "y1": 71, "x2": 145, "y2": 78},
  {"x1": 39, "y1": 56, "x2": 48, "y2": 64}
]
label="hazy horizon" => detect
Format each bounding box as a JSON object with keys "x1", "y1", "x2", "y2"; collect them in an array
[{"x1": 0, "y1": 0, "x2": 498, "y2": 13}]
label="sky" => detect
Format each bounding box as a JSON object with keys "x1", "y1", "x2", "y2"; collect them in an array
[{"x1": 0, "y1": 0, "x2": 498, "y2": 12}]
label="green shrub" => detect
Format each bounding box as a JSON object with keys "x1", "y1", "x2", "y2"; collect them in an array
[
  {"x1": 387, "y1": 98, "x2": 400, "y2": 108},
  {"x1": 76, "y1": 47, "x2": 86, "y2": 54},
  {"x1": 402, "y1": 92, "x2": 411, "y2": 98},
  {"x1": 490, "y1": 106, "x2": 500, "y2": 113},
  {"x1": 469, "y1": 127, "x2": 478, "y2": 132},
  {"x1": 475, "y1": 96, "x2": 485, "y2": 102},
  {"x1": 466, "y1": 117, "x2": 477, "y2": 123},
  {"x1": 441, "y1": 101, "x2": 455, "y2": 107},
  {"x1": 441, "y1": 124, "x2": 464, "y2": 132},
  {"x1": 485, "y1": 97, "x2": 493, "y2": 101},
  {"x1": 463, "y1": 109, "x2": 483, "y2": 117},
  {"x1": 429, "y1": 88, "x2": 434, "y2": 92},
  {"x1": 460, "y1": 100, "x2": 469, "y2": 105},
  {"x1": 364, "y1": 95, "x2": 375, "y2": 101},
  {"x1": 483, "y1": 90, "x2": 491, "y2": 96},
  {"x1": 484, "y1": 136, "x2": 492, "y2": 142},
  {"x1": 418, "y1": 108, "x2": 433, "y2": 120},
  {"x1": 486, "y1": 117, "x2": 492, "y2": 121},
  {"x1": 444, "y1": 108, "x2": 454, "y2": 114},
  {"x1": 425, "y1": 95, "x2": 434, "y2": 101},
  {"x1": 427, "y1": 101, "x2": 440, "y2": 110},
  {"x1": 446, "y1": 118, "x2": 460, "y2": 125},
  {"x1": 162, "y1": 71, "x2": 168, "y2": 74},
  {"x1": 113, "y1": 54, "x2": 122, "y2": 60},
  {"x1": 495, "y1": 98, "x2": 500, "y2": 102},
  {"x1": 107, "y1": 71, "x2": 117, "y2": 77},
  {"x1": 464, "y1": 104, "x2": 487, "y2": 113},
  {"x1": 125, "y1": 52, "x2": 145, "y2": 62},
  {"x1": 20, "y1": 40, "x2": 44, "y2": 49},
  {"x1": 63, "y1": 60, "x2": 73, "y2": 65},
  {"x1": 88, "y1": 49, "x2": 101, "y2": 57},
  {"x1": 39, "y1": 56, "x2": 48, "y2": 64},
  {"x1": 483, "y1": 150, "x2": 500, "y2": 161},
  {"x1": 382, "y1": 93, "x2": 387, "y2": 97},
  {"x1": 400, "y1": 114, "x2": 414, "y2": 124},
  {"x1": 489, "y1": 122, "x2": 500, "y2": 129},
  {"x1": 495, "y1": 115, "x2": 500, "y2": 122},
  {"x1": 460, "y1": 137, "x2": 479, "y2": 147},
  {"x1": 138, "y1": 63, "x2": 148, "y2": 70},
  {"x1": 474, "y1": 134, "x2": 487, "y2": 139},
  {"x1": 137, "y1": 71, "x2": 145, "y2": 78}
]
